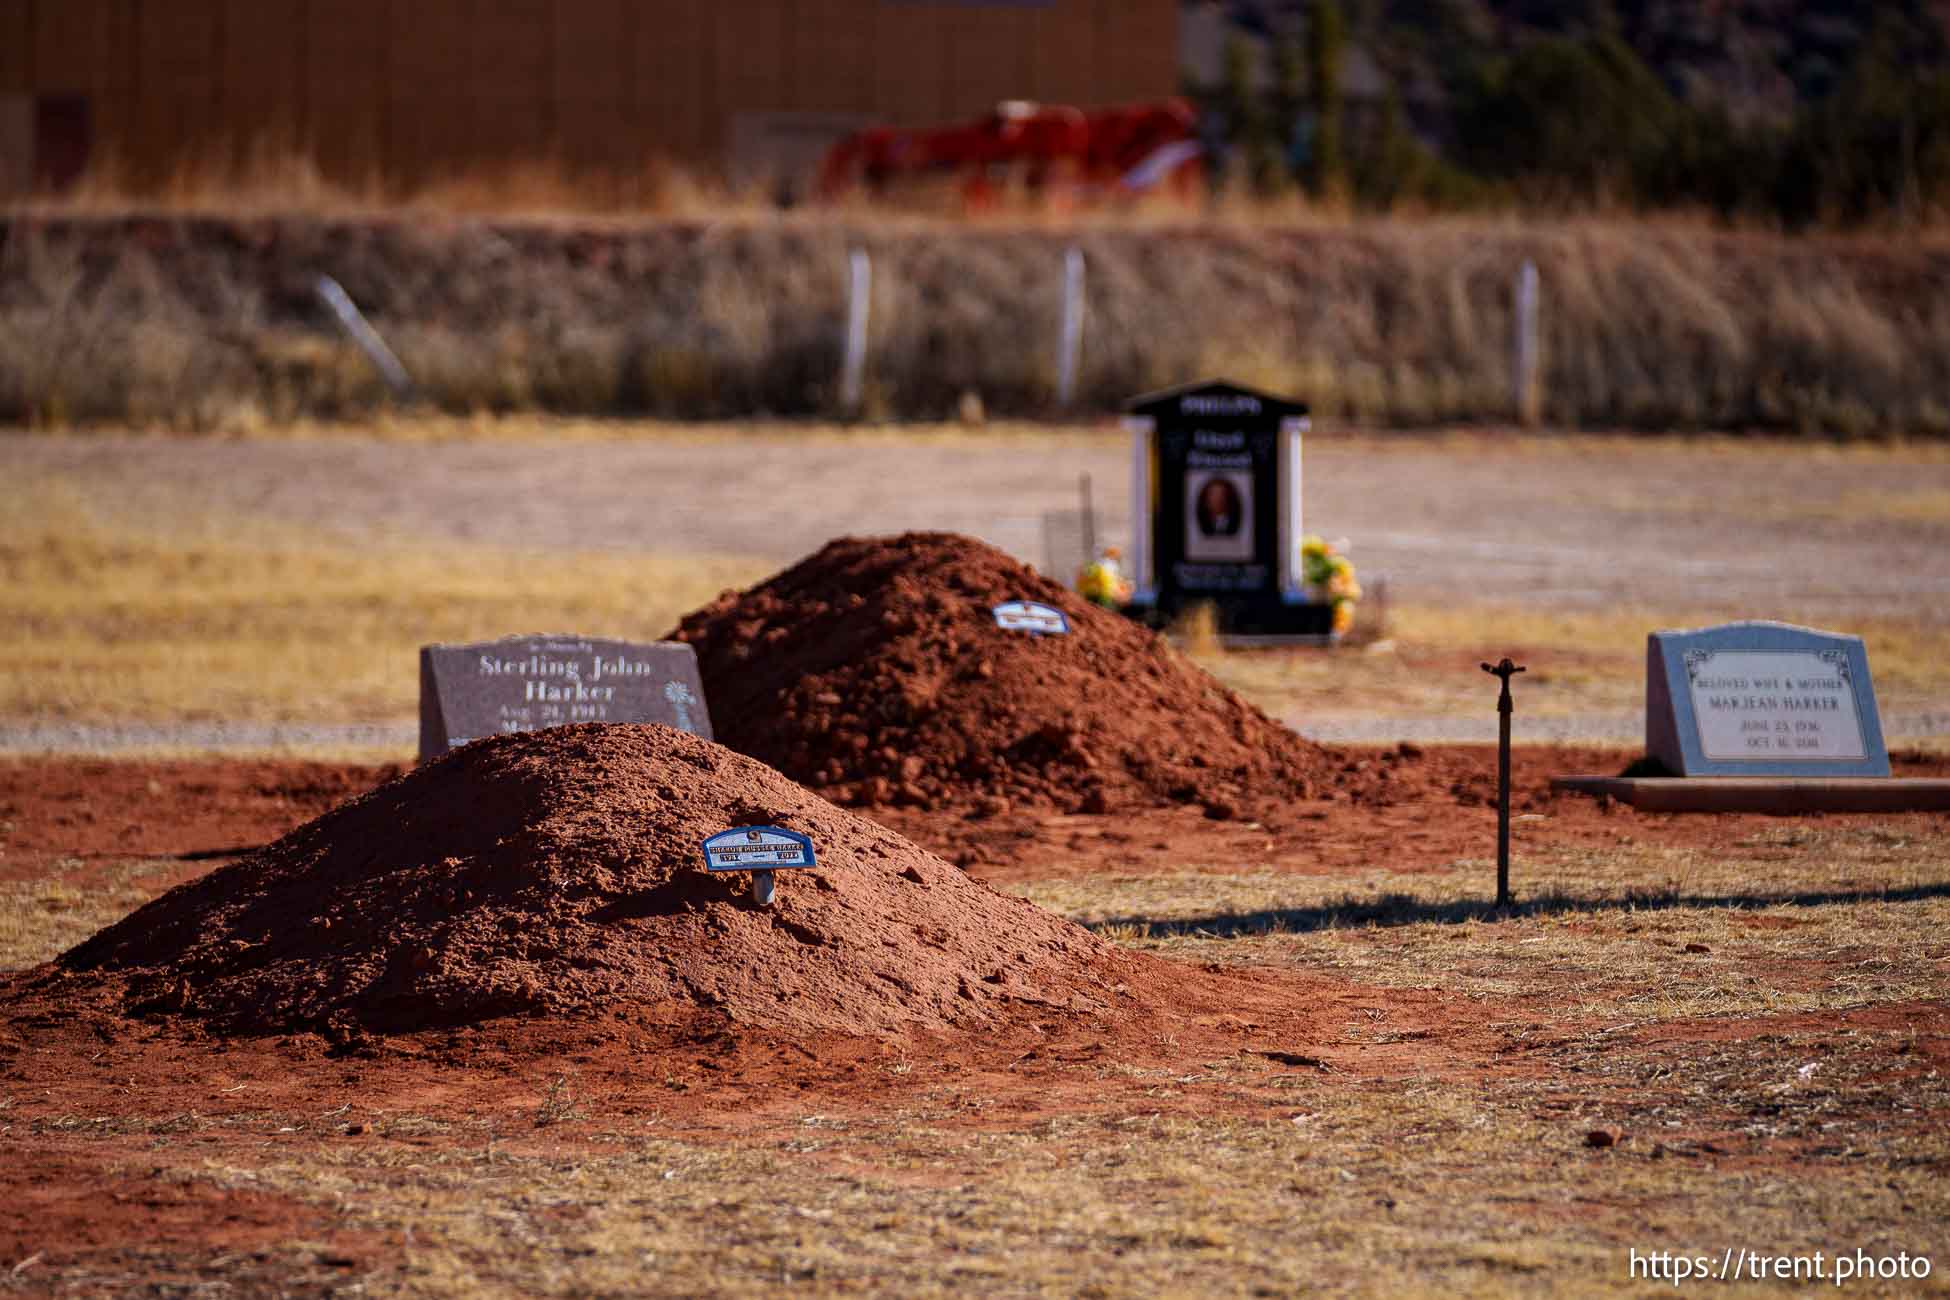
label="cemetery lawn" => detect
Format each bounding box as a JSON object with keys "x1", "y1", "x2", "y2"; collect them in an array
[
  {"x1": 0, "y1": 477, "x2": 768, "y2": 726},
  {"x1": 1193, "y1": 605, "x2": 1950, "y2": 748},
  {"x1": 6, "y1": 429, "x2": 1950, "y2": 745},
  {"x1": 2, "y1": 421, "x2": 1944, "y2": 1288},
  {"x1": 1, "y1": 757, "x2": 1946, "y2": 1294},
  {"x1": 6, "y1": 422, "x2": 1950, "y2": 748}
]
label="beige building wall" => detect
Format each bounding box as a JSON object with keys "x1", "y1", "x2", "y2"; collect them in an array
[{"x1": 0, "y1": 0, "x2": 1179, "y2": 195}]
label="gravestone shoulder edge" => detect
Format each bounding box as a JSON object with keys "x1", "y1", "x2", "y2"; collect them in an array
[
  {"x1": 1649, "y1": 621, "x2": 1862, "y2": 649},
  {"x1": 1123, "y1": 378, "x2": 1310, "y2": 420}
]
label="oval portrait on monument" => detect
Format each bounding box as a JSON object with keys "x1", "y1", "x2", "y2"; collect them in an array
[{"x1": 1184, "y1": 470, "x2": 1254, "y2": 561}]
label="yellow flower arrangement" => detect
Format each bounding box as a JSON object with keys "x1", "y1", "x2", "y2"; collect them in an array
[
  {"x1": 1076, "y1": 546, "x2": 1134, "y2": 609},
  {"x1": 1300, "y1": 535, "x2": 1360, "y2": 635}
]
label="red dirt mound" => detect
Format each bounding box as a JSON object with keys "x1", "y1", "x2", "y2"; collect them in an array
[
  {"x1": 670, "y1": 532, "x2": 1337, "y2": 814},
  {"x1": 49, "y1": 725, "x2": 1141, "y2": 1040}
]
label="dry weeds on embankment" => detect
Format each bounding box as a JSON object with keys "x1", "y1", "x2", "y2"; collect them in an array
[{"x1": 5, "y1": 210, "x2": 1950, "y2": 434}]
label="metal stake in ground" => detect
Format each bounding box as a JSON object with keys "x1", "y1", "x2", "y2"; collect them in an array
[
  {"x1": 1079, "y1": 472, "x2": 1096, "y2": 560},
  {"x1": 1480, "y1": 657, "x2": 1526, "y2": 908}
]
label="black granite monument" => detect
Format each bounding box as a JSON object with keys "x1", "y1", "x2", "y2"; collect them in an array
[{"x1": 1121, "y1": 379, "x2": 1328, "y2": 637}]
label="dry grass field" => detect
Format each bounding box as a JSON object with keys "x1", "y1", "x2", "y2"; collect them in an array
[
  {"x1": 0, "y1": 478, "x2": 764, "y2": 725},
  {"x1": 10, "y1": 209, "x2": 1950, "y2": 434},
  {"x1": 1, "y1": 784, "x2": 1945, "y2": 1296},
  {"x1": 4, "y1": 422, "x2": 1947, "y2": 747},
  {"x1": 0, "y1": 420, "x2": 1945, "y2": 1294}
]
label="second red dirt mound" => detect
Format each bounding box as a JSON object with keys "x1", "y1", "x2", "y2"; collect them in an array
[
  {"x1": 49, "y1": 724, "x2": 1143, "y2": 1040},
  {"x1": 670, "y1": 532, "x2": 1337, "y2": 814}
]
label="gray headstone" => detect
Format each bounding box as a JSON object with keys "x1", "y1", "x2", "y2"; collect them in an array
[
  {"x1": 1646, "y1": 621, "x2": 1889, "y2": 777},
  {"x1": 419, "y1": 635, "x2": 712, "y2": 762}
]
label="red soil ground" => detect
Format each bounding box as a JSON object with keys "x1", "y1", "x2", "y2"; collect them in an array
[
  {"x1": 2, "y1": 747, "x2": 1946, "y2": 1284},
  {"x1": 6, "y1": 745, "x2": 1944, "y2": 892}
]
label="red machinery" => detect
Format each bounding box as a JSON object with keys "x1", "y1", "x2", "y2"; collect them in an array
[
  {"x1": 817, "y1": 98, "x2": 1201, "y2": 204},
  {"x1": 1083, "y1": 99, "x2": 1202, "y2": 190}
]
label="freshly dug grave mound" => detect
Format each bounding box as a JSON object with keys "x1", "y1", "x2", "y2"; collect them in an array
[
  {"x1": 670, "y1": 532, "x2": 1336, "y2": 814},
  {"x1": 55, "y1": 725, "x2": 1138, "y2": 1039}
]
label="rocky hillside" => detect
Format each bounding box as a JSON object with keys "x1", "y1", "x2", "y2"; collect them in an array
[{"x1": 1197, "y1": 0, "x2": 1949, "y2": 121}]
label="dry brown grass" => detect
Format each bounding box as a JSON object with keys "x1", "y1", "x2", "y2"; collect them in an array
[
  {"x1": 0, "y1": 481, "x2": 767, "y2": 724},
  {"x1": 4, "y1": 826, "x2": 1945, "y2": 1295},
  {"x1": 5, "y1": 462, "x2": 1944, "y2": 740},
  {"x1": 8, "y1": 204, "x2": 1950, "y2": 433},
  {"x1": 205, "y1": 1093, "x2": 1943, "y2": 1296},
  {"x1": 1188, "y1": 602, "x2": 1950, "y2": 742},
  {"x1": 22, "y1": 147, "x2": 773, "y2": 223},
  {"x1": 0, "y1": 863, "x2": 149, "y2": 970},
  {"x1": 1019, "y1": 825, "x2": 1950, "y2": 1022}
]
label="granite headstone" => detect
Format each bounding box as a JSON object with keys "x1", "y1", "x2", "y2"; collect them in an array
[
  {"x1": 419, "y1": 635, "x2": 712, "y2": 762},
  {"x1": 1646, "y1": 621, "x2": 1889, "y2": 778},
  {"x1": 1121, "y1": 379, "x2": 1325, "y2": 636}
]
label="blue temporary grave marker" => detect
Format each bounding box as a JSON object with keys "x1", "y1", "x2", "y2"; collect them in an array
[
  {"x1": 701, "y1": 826, "x2": 815, "y2": 908},
  {"x1": 992, "y1": 600, "x2": 1070, "y2": 636},
  {"x1": 701, "y1": 826, "x2": 816, "y2": 872}
]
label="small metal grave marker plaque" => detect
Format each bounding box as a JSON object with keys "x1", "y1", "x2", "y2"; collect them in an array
[
  {"x1": 701, "y1": 826, "x2": 814, "y2": 908},
  {"x1": 1646, "y1": 621, "x2": 1889, "y2": 778},
  {"x1": 992, "y1": 600, "x2": 1070, "y2": 636},
  {"x1": 700, "y1": 826, "x2": 817, "y2": 873},
  {"x1": 419, "y1": 635, "x2": 712, "y2": 762}
]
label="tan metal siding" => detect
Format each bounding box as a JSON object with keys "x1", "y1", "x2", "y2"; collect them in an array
[
  {"x1": 1099, "y1": 0, "x2": 1178, "y2": 103},
  {"x1": 221, "y1": 0, "x2": 305, "y2": 152},
  {"x1": 134, "y1": 0, "x2": 223, "y2": 177},
  {"x1": 715, "y1": 0, "x2": 786, "y2": 126},
  {"x1": 872, "y1": 1, "x2": 948, "y2": 126},
  {"x1": 1027, "y1": 2, "x2": 1099, "y2": 105},
  {"x1": 554, "y1": 0, "x2": 635, "y2": 173},
  {"x1": 473, "y1": 0, "x2": 555, "y2": 165},
  {"x1": 795, "y1": 4, "x2": 874, "y2": 115},
  {"x1": 33, "y1": 0, "x2": 137, "y2": 95},
  {"x1": 942, "y1": 5, "x2": 1025, "y2": 119},
  {"x1": 387, "y1": 0, "x2": 473, "y2": 174},
  {"x1": 2, "y1": 3, "x2": 34, "y2": 94},
  {"x1": 305, "y1": 0, "x2": 388, "y2": 181},
  {"x1": 636, "y1": 0, "x2": 709, "y2": 162},
  {"x1": 10, "y1": 0, "x2": 1180, "y2": 189}
]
